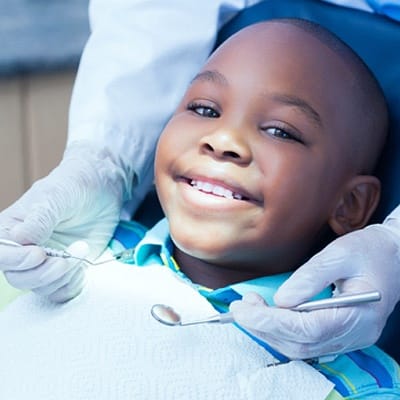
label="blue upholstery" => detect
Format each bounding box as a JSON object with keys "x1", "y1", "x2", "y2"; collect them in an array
[{"x1": 216, "y1": 0, "x2": 400, "y2": 362}]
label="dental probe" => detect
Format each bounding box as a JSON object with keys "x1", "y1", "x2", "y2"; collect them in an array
[
  {"x1": 0, "y1": 238, "x2": 135, "y2": 265},
  {"x1": 0, "y1": 238, "x2": 93, "y2": 263}
]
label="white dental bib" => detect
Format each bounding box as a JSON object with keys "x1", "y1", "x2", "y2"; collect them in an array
[{"x1": 0, "y1": 262, "x2": 333, "y2": 400}]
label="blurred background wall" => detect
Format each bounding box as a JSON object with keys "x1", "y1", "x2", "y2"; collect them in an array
[{"x1": 0, "y1": 0, "x2": 90, "y2": 210}]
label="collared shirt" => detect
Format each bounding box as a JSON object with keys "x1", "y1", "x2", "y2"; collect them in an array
[{"x1": 110, "y1": 218, "x2": 400, "y2": 400}]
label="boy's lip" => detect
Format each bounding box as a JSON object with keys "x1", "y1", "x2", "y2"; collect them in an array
[{"x1": 176, "y1": 173, "x2": 262, "y2": 205}]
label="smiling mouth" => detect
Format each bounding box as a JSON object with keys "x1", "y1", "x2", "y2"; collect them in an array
[{"x1": 189, "y1": 179, "x2": 249, "y2": 201}]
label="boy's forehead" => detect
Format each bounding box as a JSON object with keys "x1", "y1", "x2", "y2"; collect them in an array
[
  {"x1": 202, "y1": 20, "x2": 359, "y2": 106},
  {"x1": 202, "y1": 21, "x2": 349, "y2": 96},
  {"x1": 210, "y1": 21, "x2": 333, "y2": 65}
]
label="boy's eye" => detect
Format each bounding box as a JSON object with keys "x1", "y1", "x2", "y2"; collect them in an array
[
  {"x1": 188, "y1": 102, "x2": 220, "y2": 118},
  {"x1": 262, "y1": 127, "x2": 302, "y2": 143}
]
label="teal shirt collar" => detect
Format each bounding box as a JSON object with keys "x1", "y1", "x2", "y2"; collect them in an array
[{"x1": 133, "y1": 218, "x2": 330, "y2": 307}]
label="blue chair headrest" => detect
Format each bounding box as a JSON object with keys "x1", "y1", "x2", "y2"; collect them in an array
[{"x1": 217, "y1": 0, "x2": 400, "y2": 362}]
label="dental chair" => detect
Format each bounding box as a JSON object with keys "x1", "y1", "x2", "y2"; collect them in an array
[{"x1": 135, "y1": 0, "x2": 400, "y2": 362}]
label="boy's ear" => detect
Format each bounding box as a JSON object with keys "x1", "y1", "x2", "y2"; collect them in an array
[{"x1": 328, "y1": 175, "x2": 381, "y2": 235}]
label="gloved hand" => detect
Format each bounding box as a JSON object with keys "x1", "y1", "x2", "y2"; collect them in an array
[
  {"x1": 0, "y1": 141, "x2": 130, "y2": 302},
  {"x1": 1, "y1": 241, "x2": 89, "y2": 303},
  {"x1": 230, "y1": 223, "x2": 400, "y2": 359}
]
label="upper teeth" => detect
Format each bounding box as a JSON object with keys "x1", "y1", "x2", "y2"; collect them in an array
[{"x1": 190, "y1": 180, "x2": 243, "y2": 200}]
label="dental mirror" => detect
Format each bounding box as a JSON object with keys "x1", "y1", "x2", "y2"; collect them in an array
[
  {"x1": 151, "y1": 291, "x2": 381, "y2": 327},
  {"x1": 151, "y1": 304, "x2": 234, "y2": 326}
]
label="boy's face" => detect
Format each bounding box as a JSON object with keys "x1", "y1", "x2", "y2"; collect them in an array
[{"x1": 155, "y1": 23, "x2": 361, "y2": 279}]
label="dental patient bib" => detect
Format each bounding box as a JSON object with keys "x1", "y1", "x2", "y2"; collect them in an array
[{"x1": 0, "y1": 262, "x2": 334, "y2": 400}]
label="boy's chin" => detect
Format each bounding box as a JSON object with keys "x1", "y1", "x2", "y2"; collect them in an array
[
  {"x1": 172, "y1": 237, "x2": 258, "y2": 269},
  {"x1": 173, "y1": 238, "x2": 226, "y2": 261}
]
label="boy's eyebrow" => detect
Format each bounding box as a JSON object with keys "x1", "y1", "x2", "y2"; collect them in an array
[
  {"x1": 191, "y1": 70, "x2": 229, "y2": 86},
  {"x1": 191, "y1": 71, "x2": 322, "y2": 128},
  {"x1": 271, "y1": 93, "x2": 323, "y2": 128}
]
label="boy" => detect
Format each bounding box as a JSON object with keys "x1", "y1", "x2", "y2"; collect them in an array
[{"x1": 0, "y1": 19, "x2": 398, "y2": 400}]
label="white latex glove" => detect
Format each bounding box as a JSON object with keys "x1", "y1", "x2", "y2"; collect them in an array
[
  {"x1": 230, "y1": 223, "x2": 400, "y2": 359},
  {"x1": 0, "y1": 141, "x2": 129, "y2": 302}
]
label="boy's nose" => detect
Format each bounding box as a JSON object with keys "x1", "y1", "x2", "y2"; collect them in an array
[{"x1": 200, "y1": 128, "x2": 251, "y2": 164}]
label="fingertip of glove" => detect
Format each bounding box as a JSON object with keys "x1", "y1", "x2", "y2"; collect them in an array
[
  {"x1": 273, "y1": 276, "x2": 322, "y2": 308},
  {"x1": 273, "y1": 290, "x2": 297, "y2": 308},
  {"x1": 229, "y1": 293, "x2": 267, "y2": 319},
  {"x1": 242, "y1": 292, "x2": 267, "y2": 305},
  {"x1": 67, "y1": 240, "x2": 90, "y2": 259}
]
